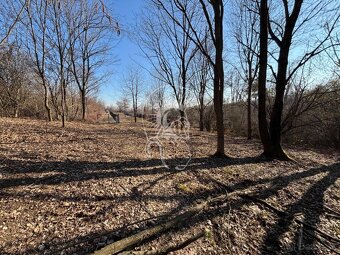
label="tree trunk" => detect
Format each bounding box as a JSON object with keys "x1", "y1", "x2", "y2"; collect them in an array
[
  {"x1": 258, "y1": 0, "x2": 271, "y2": 156},
  {"x1": 265, "y1": 0, "x2": 302, "y2": 160},
  {"x1": 43, "y1": 83, "x2": 52, "y2": 121},
  {"x1": 247, "y1": 79, "x2": 252, "y2": 140},
  {"x1": 14, "y1": 106, "x2": 19, "y2": 118},
  {"x1": 212, "y1": 1, "x2": 225, "y2": 157},
  {"x1": 61, "y1": 80, "x2": 66, "y2": 128},
  {"x1": 81, "y1": 90, "x2": 86, "y2": 120},
  {"x1": 199, "y1": 105, "x2": 204, "y2": 131},
  {"x1": 268, "y1": 46, "x2": 290, "y2": 160}
]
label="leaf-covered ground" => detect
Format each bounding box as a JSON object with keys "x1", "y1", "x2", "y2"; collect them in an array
[{"x1": 0, "y1": 116, "x2": 339, "y2": 255}]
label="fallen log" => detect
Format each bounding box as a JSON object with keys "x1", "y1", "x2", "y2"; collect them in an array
[
  {"x1": 92, "y1": 194, "x2": 227, "y2": 255},
  {"x1": 117, "y1": 229, "x2": 210, "y2": 255}
]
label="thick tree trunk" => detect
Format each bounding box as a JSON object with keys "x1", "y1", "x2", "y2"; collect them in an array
[
  {"x1": 258, "y1": 0, "x2": 271, "y2": 156},
  {"x1": 212, "y1": 1, "x2": 225, "y2": 157},
  {"x1": 268, "y1": 46, "x2": 290, "y2": 160},
  {"x1": 265, "y1": 0, "x2": 302, "y2": 160}
]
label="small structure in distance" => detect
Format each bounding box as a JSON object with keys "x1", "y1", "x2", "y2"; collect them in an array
[{"x1": 108, "y1": 110, "x2": 120, "y2": 123}]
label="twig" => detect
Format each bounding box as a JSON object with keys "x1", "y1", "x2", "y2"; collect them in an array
[
  {"x1": 323, "y1": 205, "x2": 340, "y2": 218},
  {"x1": 304, "y1": 229, "x2": 340, "y2": 255}
]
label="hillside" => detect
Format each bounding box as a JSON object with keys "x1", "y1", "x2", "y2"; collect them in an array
[{"x1": 0, "y1": 117, "x2": 339, "y2": 255}]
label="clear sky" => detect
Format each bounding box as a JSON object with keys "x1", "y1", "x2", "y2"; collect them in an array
[
  {"x1": 98, "y1": 0, "x2": 338, "y2": 107},
  {"x1": 98, "y1": 0, "x2": 148, "y2": 106}
]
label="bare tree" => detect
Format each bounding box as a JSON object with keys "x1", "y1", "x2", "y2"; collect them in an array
[
  {"x1": 258, "y1": 0, "x2": 340, "y2": 160},
  {"x1": 68, "y1": 0, "x2": 117, "y2": 120},
  {"x1": 326, "y1": 31, "x2": 340, "y2": 77},
  {"x1": 123, "y1": 68, "x2": 143, "y2": 122},
  {"x1": 0, "y1": 46, "x2": 32, "y2": 117},
  {"x1": 150, "y1": 80, "x2": 166, "y2": 112},
  {"x1": 116, "y1": 97, "x2": 129, "y2": 114},
  {"x1": 154, "y1": 0, "x2": 227, "y2": 157},
  {"x1": 233, "y1": 0, "x2": 259, "y2": 139},
  {"x1": 190, "y1": 44, "x2": 213, "y2": 131},
  {"x1": 24, "y1": 0, "x2": 53, "y2": 121},
  {"x1": 139, "y1": 0, "x2": 198, "y2": 127},
  {"x1": 0, "y1": 0, "x2": 30, "y2": 46},
  {"x1": 47, "y1": 0, "x2": 72, "y2": 127}
]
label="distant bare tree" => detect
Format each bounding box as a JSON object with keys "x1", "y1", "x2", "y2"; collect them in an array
[
  {"x1": 116, "y1": 97, "x2": 130, "y2": 114},
  {"x1": 24, "y1": 0, "x2": 53, "y2": 121},
  {"x1": 0, "y1": 46, "x2": 32, "y2": 117},
  {"x1": 190, "y1": 44, "x2": 213, "y2": 131},
  {"x1": 68, "y1": 0, "x2": 117, "y2": 120},
  {"x1": 47, "y1": 0, "x2": 73, "y2": 127},
  {"x1": 123, "y1": 68, "x2": 143, "y2": 122},
  {"x1": 139, "y1": 0, "x2": 198, "y2": 126},
  {"x1": 233, "y1": 0, "x2": 259, "y2": 139},
  {"x1": 147, "y1": 79, "x2": 166, "y2": 113},
  {"x1": 154, "y1": 0, "x2": 227, "y2": 157}
]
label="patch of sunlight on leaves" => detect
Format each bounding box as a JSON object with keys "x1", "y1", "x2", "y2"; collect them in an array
[{"x1": 177, "y1": 183, "x2": 192, "y2": 193}]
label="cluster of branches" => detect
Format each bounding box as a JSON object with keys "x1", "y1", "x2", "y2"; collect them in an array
[
  {"x1": 0, "y1": 0, "x2": 118, "y2": 126},
  {"x1": 136, "y1": 0, "x2": 226, "y2": 155},
  {"x1": 136, "y1": 0, "x2": 339, "y2": 159}
]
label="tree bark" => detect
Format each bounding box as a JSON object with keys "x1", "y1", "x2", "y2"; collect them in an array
[
  {"x1": 247, "y1": 78, "x2": 252, "y2": 140},
  {"x1": 43, "y1": 80, "x2": 52, "y2": 121},
  {"x1": 266, "y1": 0, "x2": 303, "y2": 160},
  {"x1": 212, "y1": 0, "x2": 225, "y2": 157},
  {"x1": 258, "y1": 0, "x2": 271, "y2": 156},
  {"x1": 81, "y1": 90, "x2": 86, "y2": 120},
  {"x1": 199, "y1": 105, "x2": 204, "y2": 131}
]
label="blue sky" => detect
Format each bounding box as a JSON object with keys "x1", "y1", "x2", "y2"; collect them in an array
[
  {"x1": 98, "y1": 0, "x2": 338, "y2": 107},
  {"x1": 98, "y1": 0, "x2": 148, "y2": 106}
]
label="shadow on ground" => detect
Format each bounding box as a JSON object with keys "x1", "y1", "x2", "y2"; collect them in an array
[{"x1": 0, "y1": 155, "x2": 338, "y2": 255}]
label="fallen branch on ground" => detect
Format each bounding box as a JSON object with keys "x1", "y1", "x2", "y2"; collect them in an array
[
  {"x1": 323, "y1": 206, "x2": 340, "y2": 220},
  {"x1": 92, "y1": 194, "x2": 227, "y2": 255},
  {"x1": 48, "y1": 215, "x2": 168, "y2": 255},
  {"x1": 117, "y1": 229, "x2": 210, "y2": 255}
]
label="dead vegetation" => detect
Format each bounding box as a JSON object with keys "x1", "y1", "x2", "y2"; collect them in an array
[{"x1": 0, "y1": 116, "x2": 339, "y2": 255}]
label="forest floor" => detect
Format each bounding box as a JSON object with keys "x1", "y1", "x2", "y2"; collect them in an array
[{"x1": 0, "y1": 116, "x2": 339, "y2": 255}]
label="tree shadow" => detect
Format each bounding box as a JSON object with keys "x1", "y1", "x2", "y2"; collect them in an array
[
  {"x1": 3, "y1": 155, "x2": 337, "y2": 254},
  {"x1": 0, "y1": 155, "x2": 265, "y2": 190},
  {"x1": 260, "y1": 163, "x2": 340, "y2": 254}
]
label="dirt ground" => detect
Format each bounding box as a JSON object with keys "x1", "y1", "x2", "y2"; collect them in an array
[{"x1": 0, "y1": 116, "x2": 339, "y2": 255}]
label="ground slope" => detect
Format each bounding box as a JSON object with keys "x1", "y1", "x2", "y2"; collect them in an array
[{"x1": 0, "y1": 117, "x2": 339, "y2": 254}]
